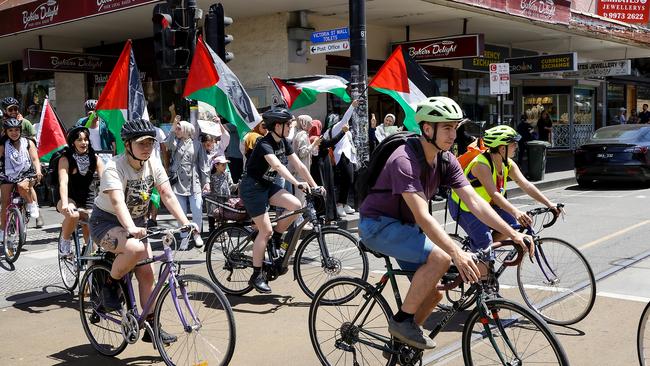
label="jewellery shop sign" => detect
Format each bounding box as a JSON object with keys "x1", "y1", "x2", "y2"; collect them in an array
[
  {"x1": 562, "y1": 60, "x2": 632, "y2": 79},
  {"x1": 505, "y1": 52, "x2": 577, "y2": 75}
]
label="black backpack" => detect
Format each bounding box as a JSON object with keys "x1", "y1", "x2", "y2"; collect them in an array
[
  {"x1": 46, "y1": 148, "x2": 67, "y2": 190},
  {"x1": 356, "y1": 131, "x2": 450, "y2": 206}
]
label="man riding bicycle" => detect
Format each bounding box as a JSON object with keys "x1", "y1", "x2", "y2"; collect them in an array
[
  {"x1": 239, "y1": 107, "x2": 323, "y2": 294},
  {"x1": 449, "y1": 125, "x2": 561, "y2": 252},
  {"x1": 358, "y1": 97, "x2": 531, "y2": 350},
  {"x1": 88, "y1": 118, "x2": 196, "y2": 344}
]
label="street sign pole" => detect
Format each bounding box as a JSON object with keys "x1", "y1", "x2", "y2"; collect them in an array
[{"x1": 350, "y1": 0, "x2": 368, "y2": 166}]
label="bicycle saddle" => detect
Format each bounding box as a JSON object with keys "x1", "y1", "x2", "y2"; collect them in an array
[{"x1": 358, "y1": 241, "x2": 387, "y2": 259}]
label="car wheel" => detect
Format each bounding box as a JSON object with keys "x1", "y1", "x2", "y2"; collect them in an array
[{"x1": 577, "y1": 178, "x2": 593, "y2": 188}]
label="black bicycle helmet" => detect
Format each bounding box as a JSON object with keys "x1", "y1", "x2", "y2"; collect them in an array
[
  {"x1": 262, "y1": 107, "x2": 293, "y2": 130},
  {"x1": 84, "y1": 99, "x2": 98, "y2": 113},
  {"x1": 3, "y1": 117, "x2": 21, "y2": 129},
  {"x1": 1, "y1": 97, "x2": 19, "y2": 110},
  {"x1": 121, "y1": 118, "x2": 156, "y2": 142}
]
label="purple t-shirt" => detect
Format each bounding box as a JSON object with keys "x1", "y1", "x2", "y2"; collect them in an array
[{"x1": 360, "y1": 143, "x2": 469, "y2": 224}]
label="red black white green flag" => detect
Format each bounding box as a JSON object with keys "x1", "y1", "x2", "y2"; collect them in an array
[
  {"x1": 36, "y1": 97, "x2": 66, "y2": 162},
  {"x1": 95, "y1": 39, "x2": 149, "y2": 153},
  {"x1": 369, "y1": 45, "x2": 440, "y2": 132},
  {"x1": 270, "y1": 75, "x2": 351, "y2": 110},
  {"x1": 184, "y1": 37, "x2": 262, "y2": 136}
]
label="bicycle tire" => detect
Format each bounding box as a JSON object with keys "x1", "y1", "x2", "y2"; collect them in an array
[
  {"x1": 462, "y1": 298, "x2": 569, "y2": 366},
  {"x1": 205, "y1": 224, "x2": 254, "y2": 295},
  {"x1": 309, "y1": 277, "x2": 397, "y2": 366},
  {"x1": 78, "y1": 263, "x2": 128, "y2": 356},
  {"x1": 517, "y1": 237, "x2": 596, "y2": 325},
  {"x1": 58, "y1": 228, "x2": 79, "y2": 292},
  {"x1": 294, "y1": 227, "x2": 369, "y2": 301},
  {"x1": 638, "y1": 301, "x2": 650, "y2": 366},
  {"x1": 154, "y1": 274, "x2": 236, "y2": 366},
  {"x1": 3, "y1": 207, "x2": 25, "y2": 263}
]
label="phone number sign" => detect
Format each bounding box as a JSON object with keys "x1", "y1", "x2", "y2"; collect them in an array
[{"x1": 598, "y1": 0, "x2": 649, "y2": 24}]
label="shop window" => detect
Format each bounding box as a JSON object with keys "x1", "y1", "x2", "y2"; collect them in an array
[
  {"x1": 458, "y1": 71, "x2": 498, "y2": 124},
  {"x1": 0, "y1": 63, "x2": 11, "y2": 84},
  {"x1": 522, "y1": 93, "x2": 570, "y2": 147},
  {"x1": 637, "y1": 86, "x2": 650, "y2": 113},
  {"x1": 15, "y1": 79, "x2": 55, "y2": 123},
  {"x1": 606, "y1": 84, "x2": 625, "y2": 125}
]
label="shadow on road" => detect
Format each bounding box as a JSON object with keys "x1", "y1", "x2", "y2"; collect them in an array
[
  {"x1": 9, "y1": 287, "x2": 76, "y2": 313},
  {"x1": 549, "y1": 324, "x2": 586, "y2": 337},
  {"x1": 0, "y1": 258, "x2": 15, "y2": 272},
  {"x1": 47, "y1": 344, "x2": 162, "y2": 365},
  {"x1": 226, "y1": 293, "x2": 310, "y2": 314}
]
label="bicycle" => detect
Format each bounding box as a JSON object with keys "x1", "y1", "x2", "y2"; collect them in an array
[
  {"x1": 638, "y1": 300, "x2": 650, "y2": 365},
  {"x1": 3, "y1": 184, "x2": 30, "y2": 263},
  {"x1": 442, "y1": 203, "x2": 596, "y2": 326},
  {"x1": 204, "y1": 191, "x2": 369, "y2": 300},
  {"x1": 309, "y1": 240, "x2": 569, "y2": 366},
  {"x1": 78, "y1": 224, "x2": 236, "y2": 366},
  {"x1": 58, "y1": 208, "x2": 98, "y2": 292}
]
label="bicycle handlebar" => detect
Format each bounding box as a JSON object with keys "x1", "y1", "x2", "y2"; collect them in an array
[{"x1": 525, "y1": 203, "x2": 564, "y2": 229}]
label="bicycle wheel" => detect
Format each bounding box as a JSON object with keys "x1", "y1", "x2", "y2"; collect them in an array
[
  {"x1": 309, "y1": 277, "x2": 396, "y2": 366},
  {"x1": 517, "y1": 237, "x2": 596, "y2": 325},
  {"x1": 154, "y1": 274, "x2": 236, "y2": 366},
  {"x1": 206, "y1": 224, "x2": 254, "y2": 295},
  {"x1": 78, "y1": 264, "x2": 128, "y2": 356},
  {"x1": 3, "y1": 207, "x2": 25, "y2": 264},
  {"x1": 294, "y1": 228, "x2": 369, "y2": 300},
  {"x1": 58, "y1": 229, "x2": 79, "y2": 292},
  {"x1": 638, "y1": 301, "x2": 650, "y2": 366},
  {"x1": 462, "y1": 298, "x2": 568, "y2": 366}
]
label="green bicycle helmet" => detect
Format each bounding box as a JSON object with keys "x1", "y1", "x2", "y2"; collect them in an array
[
  {"x1": 483, "y1": 125, "x2": 521, "y2": 148},
  {"x1": 415, "y1": 96, "x2": 463, "y2": 124}
]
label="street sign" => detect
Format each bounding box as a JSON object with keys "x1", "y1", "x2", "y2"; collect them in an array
[
  {"x1": 310, "y1": 27, "x2": 349, "y2": 44},
  {"x1": 310, "y1": 40, "x2": 350, "y2": 55},
  {"x1": 489, "y1": 63, "x2": 510, "y2": 95}
]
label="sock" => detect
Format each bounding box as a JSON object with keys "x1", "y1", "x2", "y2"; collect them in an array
[
  {"x1": 252, "y1": 266, "x2": 262, "y2": 278},
  {"x1": 393, "y1": 310, "x2": 414, "y2": 323}
]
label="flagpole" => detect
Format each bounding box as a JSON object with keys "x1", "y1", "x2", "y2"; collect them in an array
[{"x1": 267, "y1": 73, "x2": 287, "y2": 107}]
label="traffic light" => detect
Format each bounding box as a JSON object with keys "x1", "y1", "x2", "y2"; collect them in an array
[
  {"x1": 205, "y1": 3, "x2": 234, "y2": 63},
  {"x1": 152, "y1": 1, "x2": 197, "y2": 70}
]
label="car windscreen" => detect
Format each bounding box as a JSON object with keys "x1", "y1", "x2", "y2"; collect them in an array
[{"x1": 590, "y1": 128, "x2": 649, "y2": 142}]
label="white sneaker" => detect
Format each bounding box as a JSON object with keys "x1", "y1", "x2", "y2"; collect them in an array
[
  {"x1": 59, "y1": 238, "x2": 72, "y2": 256},
  {"x1": 336, "y1": 205, "x2": 347, "y2": 218},
  {"x1": 344, "y1": 204, "x2": 355, "y2": 214},
  {"x1": 28, "y1": 203, "x2": 40, "y2": 219},
  {"x1": 193, "y1": 233, "x2": 204, "y2": 248}
]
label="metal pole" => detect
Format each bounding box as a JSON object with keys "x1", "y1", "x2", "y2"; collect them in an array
[{"x1": 349, "y1": 0, "x2": 369, "y2": 164}]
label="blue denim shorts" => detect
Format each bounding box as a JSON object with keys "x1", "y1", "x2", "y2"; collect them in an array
[
  {"x1": 358, "y1": 216, "x2": 434, "y2": 271},
  {"x1": 239, "y1": 175, "x2": 283, "y2": 217},
  {"x1": 448, "y1": 199, "x2": 517, "y2": 252}
]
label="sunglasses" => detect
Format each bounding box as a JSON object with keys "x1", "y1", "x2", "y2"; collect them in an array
[{"x1": 6, "y1": 106, "x2": 18, "y2": 112}]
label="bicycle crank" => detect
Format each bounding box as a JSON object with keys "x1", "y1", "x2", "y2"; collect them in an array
[{"x1": 121, "y1": 312, "x2": 140, "y2": 344}]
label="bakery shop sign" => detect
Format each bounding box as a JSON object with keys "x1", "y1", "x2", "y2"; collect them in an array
[
  {"x1": 506, "y1": 0, "x2": 572, "y2": 25},
  {"x1": 505, "y1": 52, "x2": 577, "y2": 74},
  {"x1": 393, "y1": 34, "x2": 485, "y2": 62},
  {"x1": 23, "y1": 49, "x2": 117, "y2": 73}
]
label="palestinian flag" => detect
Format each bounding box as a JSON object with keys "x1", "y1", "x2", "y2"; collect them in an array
[
  {"x1": 271, "y1": 75, "x2": 351, "y2": 110},
  {"x1": 96, "y1": 39, "x2": 149, "y2": 153},
  {"x1": 184, "y1": 37, "x2": 261, "y2": 137},
  {"x1": 369, "y1": 45, "x2": 440, "y2": 132},
  {"x1": 36, "y1": 97, "x2": 66, "y2": 162}
]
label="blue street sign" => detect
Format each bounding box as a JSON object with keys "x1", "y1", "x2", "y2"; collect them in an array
[{"x1": 311, "y1": 27, "x2": 349, "y2": 44}]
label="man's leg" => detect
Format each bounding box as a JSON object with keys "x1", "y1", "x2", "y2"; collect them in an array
[{"x1": 401, "y1": 247, "x2": 451, "y2": 321}]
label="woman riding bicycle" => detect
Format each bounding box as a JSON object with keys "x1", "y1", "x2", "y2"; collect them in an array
[
  {"x1": 57, "y1": 126, "x2": 105, "y2": 256},
  {"x1": 0, "y1": 117, "x2": 42, "y2": 241},
  {"x1": 88, "y1": 118, "x2": 196, "y2": 344},
  {"x1": 239, "y1": 107, "x2": 323, "y2": 294},
  {"x1": 450, "y1": 125, "x2": 561, "y2": 252}
]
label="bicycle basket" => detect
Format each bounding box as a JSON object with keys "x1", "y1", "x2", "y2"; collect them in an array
[{"x1": 211, "y1": 197, "x2": 250, "y2": 222}]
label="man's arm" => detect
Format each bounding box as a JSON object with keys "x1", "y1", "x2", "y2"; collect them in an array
[{"x1": 402, "y1": 192, "x2": 480, "y2": 283}]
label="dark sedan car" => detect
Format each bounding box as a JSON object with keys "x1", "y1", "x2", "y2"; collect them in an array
[{"x1": 574, "y1": 124, "x2": 650, "y2": 186}]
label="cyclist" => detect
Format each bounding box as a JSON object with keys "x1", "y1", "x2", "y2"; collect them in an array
[
  {"x1": 359, "y1": 97, "x2": 531, "y2": 350},
  {"x1": 57, "y1": 126, "x2": 105, "y2": 255},
  {"x1": 1, "y1": 97, "x2": 36, "y2": 139},
  {"x1": 449, "y1": 125, "x2": 561, "y2": 253},
  {"x1": 0, "y1": 117, "x2": 42, "y2": 241},
  {"x1": 88, "y1": 118, "x2": 196, "y2": 344},
  {"x1": 239, "y1": 107, "x2": 323, "y2": 294}
]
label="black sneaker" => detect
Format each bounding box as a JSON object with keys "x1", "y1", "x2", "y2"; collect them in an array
[
  {"x1": 142, "y1": 326, "x2": 178, "y2": 345},
  {"x1": 89, "y1": 310, "x2": 101, "y2": 324},
  {"x1": 248, "y1": 272, "x2": 271, "y2": 293}
]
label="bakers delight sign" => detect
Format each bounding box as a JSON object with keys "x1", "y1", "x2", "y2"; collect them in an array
[
  {"x1": 23, "y1": 49, "x2": 117, "y2": 73},
  {"x1": 0, "y1": 0, "x2": 157, "y2": 37},
  {"x1": 393, "y1": 34, "x2": 485, "y2": 62},
  {"x1": 506, "y1": 0, "x2": 572, "y2": 24},
  {"x1": 598, "y1": 0, "x2": 650, "y2": 24}
]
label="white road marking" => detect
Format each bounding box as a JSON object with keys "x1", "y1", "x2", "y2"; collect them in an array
[
  {"x1": 579, "y1": 220, "x2": 650, "y2": 250},
  {"x1": 597, "y1": 291, "x2": 650, "y2": 303},
  {"x1": 23, "y1": 250, "x2": 57, "y2": 259}
]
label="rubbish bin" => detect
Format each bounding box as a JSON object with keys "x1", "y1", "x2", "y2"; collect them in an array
[{"x1": 526, "y1": 140, "x2": 551, "y2": 181}]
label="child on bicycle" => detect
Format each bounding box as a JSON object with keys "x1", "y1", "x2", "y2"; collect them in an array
[
  {"x1": 88, "y1": 118, "x2": 197, "y2": 344},
  {"x1": 239, "y1": 107, "x2": 323, "y2": 294},
  {"x1": 57, "y1": 126, "x2": 105, "y2": 255},
  {"x1": 0, "y1": 117, "x2": 42, "y2": 241},
  {"x1": 359, "y1": 97, "x2": 531, "y2": 350},
  {"x1": 449, "y1": 125, "x2": 561, "y2": 253}
]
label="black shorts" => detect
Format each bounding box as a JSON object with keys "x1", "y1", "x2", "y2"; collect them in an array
[{"x1": 239, "y1": 175, "x2": 283, "y2": 217}]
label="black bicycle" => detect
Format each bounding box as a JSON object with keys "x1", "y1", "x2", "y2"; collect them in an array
[
  {"x1": 309, "y1": 240, "x2": 569, "y2": 366},
  {"x1": 442, "y1": 203, "x2": 596, "y2": 326},
  {"x1": 204, "y1": 191, "x2": 369, "y2": 300}
]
